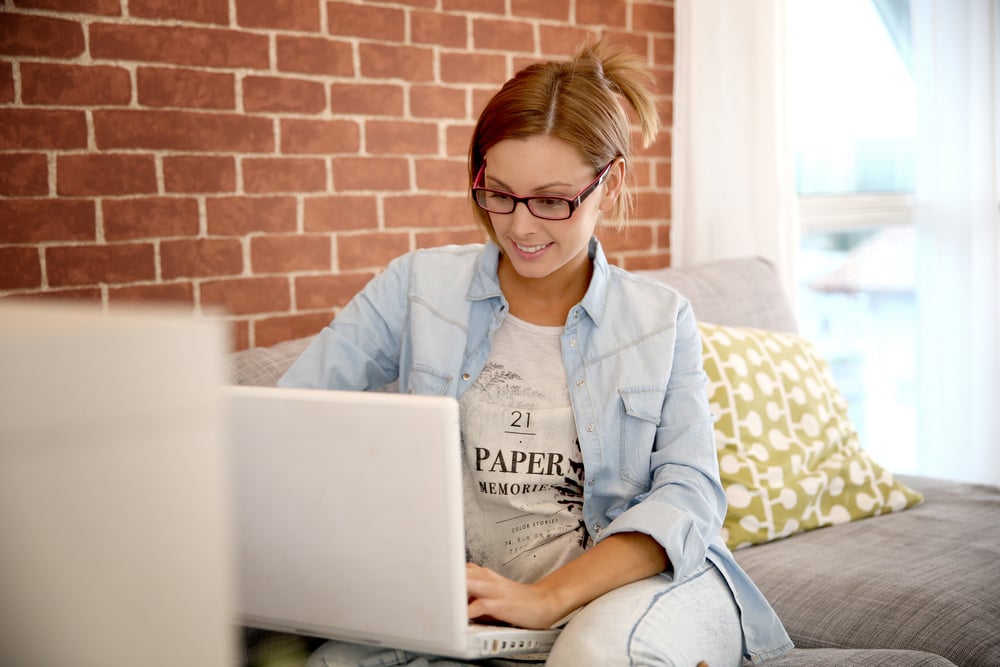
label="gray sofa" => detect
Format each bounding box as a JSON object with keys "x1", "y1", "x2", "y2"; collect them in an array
[{"x1": 230, "y1": 256, "x2": 1000, "y2": 667}]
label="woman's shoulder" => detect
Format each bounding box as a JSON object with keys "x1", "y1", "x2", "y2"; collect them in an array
[{"x1": 606, "y1": 264, "x2": 690, "y2": 308}]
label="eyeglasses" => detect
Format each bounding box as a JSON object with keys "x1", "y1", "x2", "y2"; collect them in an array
[{"x1": 472, "y1": 160, "x2": 615, "y2": 221}]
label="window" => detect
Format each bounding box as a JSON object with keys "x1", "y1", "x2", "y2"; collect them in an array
[{"x1": 788, "y1": 0, "x2": 918, "y2": 472}]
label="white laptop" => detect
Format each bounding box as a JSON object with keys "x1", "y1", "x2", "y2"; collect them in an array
[{"x1": 226, "y1": 385, "x2": 562, "y2": 659}]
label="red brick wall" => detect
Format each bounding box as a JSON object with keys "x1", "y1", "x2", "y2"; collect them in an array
[{"x1": 0, "y1": 0, "x2": 674, "y2": 350}]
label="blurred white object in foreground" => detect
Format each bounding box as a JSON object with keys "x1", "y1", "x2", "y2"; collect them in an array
[{"x1": 0, "y1": 300, "x2": 235, "y2": 667}]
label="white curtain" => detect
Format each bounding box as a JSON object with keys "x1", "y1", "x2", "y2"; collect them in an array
[
  {"x1": 672, "y1": 0, "x2": 800, "y2": 304},
  {"x1": 912, "y1": 0, "x2": 1000, "y2": 484}
]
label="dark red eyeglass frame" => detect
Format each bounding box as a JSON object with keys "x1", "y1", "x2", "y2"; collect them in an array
[{"x1": 471, "y1": 160, "x2": 616, "y2": 221}]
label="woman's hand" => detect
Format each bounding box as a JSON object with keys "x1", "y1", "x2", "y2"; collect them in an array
[
  {"x1": 466, "y1": 563, "x2": 564, "y2": 630},
  {"x1": 467, "y1": 533, "x2": 668, "y2": 630}
]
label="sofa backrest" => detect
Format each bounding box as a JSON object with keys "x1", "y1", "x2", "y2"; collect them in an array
[
  {"x1": 633, "y1": 256, "x2": 797, "y2": 333},
  {"x1": 229, "y1": 255, "x2": 796, "y2": 387}
]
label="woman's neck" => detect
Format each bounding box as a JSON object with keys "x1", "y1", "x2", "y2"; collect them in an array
[{"x1": 497, "y1": 253, "x2": 592, "y2": 326}]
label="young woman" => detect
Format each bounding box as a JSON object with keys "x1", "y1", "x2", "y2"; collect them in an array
[{"x1": 280, "y1": 40, "x2": 791, "y2": 667}]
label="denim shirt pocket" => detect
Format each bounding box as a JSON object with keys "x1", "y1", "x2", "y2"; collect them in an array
[
  {"x1": 405, "y1": 363, "x2": 453, "y2": 396},
  {"x1": 618, "y1": 385, "x2": 668, "y2": 489}
]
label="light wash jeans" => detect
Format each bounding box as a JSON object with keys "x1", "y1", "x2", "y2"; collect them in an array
[{"x1": 305, "y1": 563, "x2": 744, "y2": 667}]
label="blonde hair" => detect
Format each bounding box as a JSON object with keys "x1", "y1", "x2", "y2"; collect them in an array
[{"x1": 469, "y1": 39, "x2": 660, "y2": 240}]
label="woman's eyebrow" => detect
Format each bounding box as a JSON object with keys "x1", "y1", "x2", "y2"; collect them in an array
[{"x1": 485, "y1": 175, "x2": 574, "y2": 193}]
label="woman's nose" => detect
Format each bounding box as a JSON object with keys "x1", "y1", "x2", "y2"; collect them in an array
[{"x1": 508, "y1": 201, "x2": 541, "y2": 233}]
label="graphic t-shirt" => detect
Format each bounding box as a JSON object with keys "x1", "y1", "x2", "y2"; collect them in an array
[{"x1": 460, "y1": 314, "x2": 590, "y2": 584}]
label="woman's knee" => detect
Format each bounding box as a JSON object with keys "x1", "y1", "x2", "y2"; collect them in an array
[{"x1": 545, "y1": 567, "x2": 743, "y2": 667}]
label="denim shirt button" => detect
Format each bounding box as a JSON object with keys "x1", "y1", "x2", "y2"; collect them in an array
[
  {"x1": 569, "y1": 339, "x2": 578, "y2": 348},
  {"x1": 462, "y1": 373, "x2": 471, "y2": 381},
  {"x1": 585, "y1": 423, "x2": 595, "y2": 432},
  {"x1": 576, "y1": 379, "x2": 585, "y2": 387}
]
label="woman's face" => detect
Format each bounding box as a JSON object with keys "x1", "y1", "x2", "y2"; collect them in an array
[{"x1": 480, "y1": 136, "x2": 622, "y2": 283}]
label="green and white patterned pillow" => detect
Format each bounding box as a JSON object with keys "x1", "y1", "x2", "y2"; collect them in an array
[{"x1": 698, "y1": 322, "x2": 923, "y2": 549}]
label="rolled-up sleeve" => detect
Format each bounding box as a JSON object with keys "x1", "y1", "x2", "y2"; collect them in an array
[{"x1": 278, "y1": 254, "x2": 411, "y2": 391}]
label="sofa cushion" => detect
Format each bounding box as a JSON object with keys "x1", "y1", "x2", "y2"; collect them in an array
[
  {"x1": 762, "y1": 648, "x2": 957, "y2": 667},
  {"x1": 699, "y1": 322, "x2": 923, "y2": 549},
  {"x1": 230, "y1": 336, "x2": 313, "y2": 387},
  {"x1": 735, "y1": 475, "x2": 1000, "y2": 667},
  {"x1": 635, "y1": 256, "x2": 797, "y2": 333}
]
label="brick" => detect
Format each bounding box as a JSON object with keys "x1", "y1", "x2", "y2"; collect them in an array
[
  {"x1": 294, "y1": 273, "x2": 371, "y2": 310},
  {"x1": 277, "y1": 35, "x2": 353, "y2": 76},
  {"x1": 20, "y1": 63, "x2": 130, "y2": 106},
  {"x1": 337, "y1": 232, "x2": 410, "y2": 272},
  {"x1": 446, "y1": 124, "x2": 475, "y2": 157},
  {"x1": 653, "y1": 35, "x2": 674, "y2": 66},
  {"x1": 597, "y1": 223, "x2": 653, "y2": 252},
  {"x1": 253, "y1": 311, "x2": 334, "y2": 349},
  {"x1": 130, "y1": 0, "x2": 229, "y2": 25},
  {"x1": 443, "y1": 0, "x2": 504, "y2": 12},
  {"x1": 360, "y1": 43, "x2": 433, "y2": 82},
  {"x1": 90, "y1": 23, "x2": 269, "y2": 69},
  {"x1": 251, "y1": 234, "x2": 331, "y2": 273},
  {"x1": 0, "y1": 109, "x2": 87, "y2": 150},
  {"x1": 635, "y1": 191, "x2": 671, "y2": 220},
  {"x1": 384, "y1": 195, "x2": 470, "y2": 229},
  {"x1": 94, "y1": 109, "x2": 273, "y2": 152},
  {"x1": 243, "y1": 158, "x2": 327, "y2": 194},
  {"x1": 14, "y1": 0, "x2": 120, "y2": 15},
  {"x1": 0, "y1": 199, "x2": 95, "y2": 243},
  {"x1": 0, "y1": 62, "x2": 13, "y2": 102},
  {"x1": 415, "y1": 228, "x2": 486, "y2": 248},
  {"x1": 46, "y1": 243, "x2": 156, "y2": 287},
  {"x1": 411, "y1": 11, "x2": 466, "y2": 48},
  {"x1": 200, "y1": 276, "x2": 290, "y2": 315},
  {"x1": 471, "y1": 88, "x2": 495, "y2": 117},
  {"x1": 650, "y1": 64, "x2": 673, "y2": 99},
  {"x1": 102, "y1": 197, "x2": 200, "y2": 240},
  {"x1": 411, "y1": 86, "x2": 466, "y2": 119},
  {"x1": 57, "y1": 154, "x2": 157, "y2": 196},
  {"x1": 329, "y1": 84, "x2": 404, "y2": 116},
  {"x1": 0, "y1": 247, "x2": 42, "y2": 290},
  {"x1": 206, "y1": 196, "x2": 297, "y2": 235},
  {"x1": 415, "y1": 229, "x2": 486, "y2": 249},
  {"x1": 243, "y1": 76, "x2": 326, "y2": 114},
  {"x1": 0, "y1": 153, "x2": 48, "y2": 196},
  {"x1": 0, "y1": 13, "x2": 85, "y2": 57},
  {"x1": 235, "y1": 0, "x2": 320, "y2": 31},
  {"x1": 163, "y1": 155, "x2": 237, "y2": 193},
  {"x1": 577, "y1": 0, "x2": 627, "y2": 27},
  {"x1": 634, "y1": 2, "x2": 674, "y2": 34},
  {"x1": 415, "y1": 159, "x2": 468, "y2": 192},
  {"x1": 328, "y1": 2, "x2": 405, "y2": 41},
  {"x1": 332, "y1": 157, "x2": 409, "y2": 192},
  {"x1": 137, "y1": 67, "x2": 234, "y2": 110},
  {"x1": 161, "y1": 238, "x2": 243, "y2": 279},
  {"x1": 601, "y1": 30, "x2": 649, "y2": 59},
  {"x1": 4, "y1": 287, "x2": 102, "y2": 302},
  {"x1": 368, "y1": 0, "x2": 433, "y2": 7},
  {"x1": 511, "y1": 0, "x2": 569, "y2": 20},
  {"x1": 539, "y1": 24, "x2": 598, "y2": 56},
  {"x1": 622, "y1": 251, "x2": 669, "y2": 272},
  {"x1": 229, "y1": 319, "x2": 249, "y2": 351},
  {"x1": 281, "y1": 118, "x2": 361, "y2": 155},
  {"x1": 304, "y1": 196, "x2": 378, "y2": 232},
  {"x1": 472, "y1": 18, "x2": 535, "y2": 53},
  {"x1": 440, "y1": 51, "x2": 506, "y2": 84},
  {"x1": 366, "y1": 120, "x2": 438, "y2": 155},
  {"x1": 108, "y1": 282, "x2": 195, "y2": 306}
]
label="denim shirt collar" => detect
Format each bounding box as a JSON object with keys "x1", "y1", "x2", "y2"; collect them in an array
[{"x1": 467, "y1": 237, "x2": 610, "y2": 327}]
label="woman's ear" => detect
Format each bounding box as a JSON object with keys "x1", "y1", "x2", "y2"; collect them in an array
[{"x1": 598, "y1": 158, "x2": 627, "y2": 213}]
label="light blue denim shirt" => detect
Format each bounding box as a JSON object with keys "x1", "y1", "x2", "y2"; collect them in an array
[{"x1": 279, "y1": 240, "x2": 792, "y2": 663}]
